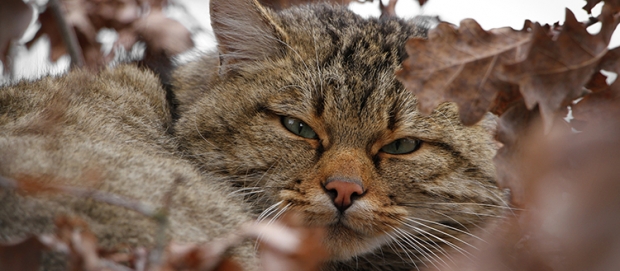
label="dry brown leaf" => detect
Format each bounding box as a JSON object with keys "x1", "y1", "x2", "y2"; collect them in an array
[
  {"x1": 584, "y1": 0, "x2": 620, "y2": 13},
  {"x1": 250, "y1": 214, "x2": 328, "y2": 271},
  {"x1": 25, "y1": 0, "x2": 191, "y2": 71},
  {"x1": 134, "y1": 9, "x2": 194, "y2": 56},
  {"x1": 584, "y1": 0, "x2": 603, "y2": 14},
  {"x1": 572, "y1": 46, "x2": 620, "y2": 125},
  {"x1": 395, "y1": 20, "x2": 529, "y2": 125},
  {"x1": 379, "y1": 0, "x2": 398, "y2": 18},
  {"x1": 397, "y1": 4, "x2": 619, "y2": 130},
  {"x1": 0, "y1": 0, "x2": 34, "y2": 69},
  {"x1": 0, "y1": 237, "x2": 47, "y2": 271},
  {"x1": 85, "y1": 0, "x2": 141, "y2": 30},
  {"x1": 498, "y1": 9, "x2": 614, "y2": 130},
  {"x1": 584, "y1": 71, "x2": 609, "y2": 92},
  {"x1": 438, "y1": 116, "x2": 620, "y2": 271},
  {"x1": 26, "y1": 0, "x2": 104, "y2": 67},
  {"x1": 492, "y1": 102, "x2": 541, "y2": 206},
  {"x1": 54, "y1": 216, "x2": 101, "y2": 270}
]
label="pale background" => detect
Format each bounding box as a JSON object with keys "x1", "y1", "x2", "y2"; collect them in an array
[{"x1": 3, "y1": 0, "x2": 615, "y2": 83}]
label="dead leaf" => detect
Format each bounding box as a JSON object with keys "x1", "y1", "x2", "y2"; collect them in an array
[
  {"x1": 584, "y1": 71, "x2": 609, "y2": 92},
  {"x1": 492, "y1": 102, "x2": 540, "y2": 206},
  {"x1": 250, "y1": 214, "x2": 328, "y2": 271},
  {"x1": 572, "y1": 46, "x2": 620, "y2": 125},
  {"x1": 584, "y1": 0, "x2": 620, "y2": 14},
  {"x1": 395, "y1": 20, "x2": 529, "y2": 125},
  {"x1": 583, "y1": 0, "x2": 602, "y2": 14},
  {"x1": 498, "y1": 9, "x2": 615, "y2": 130},
  {"x1": 85, "y1": 0, "x2": 141, "y2": 30},
  {"x1": 437, "y1": 114, "x2": 620, "y2": 271},
  {"x1": 0, "y1": 237, "x2": 47, "y2": 271},
  {"x1": 0, "y1": 0, "x2": 34, "y2": 70},
  {"x1": 55, "y1": 216, "x2": 101, "y2": 271},
  {"x1": 379, "y1": 0, "x2": 398, "y2": 18},
  {"x1": 133, "y1": 9, "x2": 193, "y2": 56}
]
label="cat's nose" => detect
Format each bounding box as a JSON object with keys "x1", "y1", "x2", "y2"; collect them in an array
[{"x1": 324, "y1": 178, "x2": 364, "y2": 212}]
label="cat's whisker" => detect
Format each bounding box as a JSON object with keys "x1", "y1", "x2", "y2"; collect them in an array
[
  {"x1": 266, "y1": 202, "x2": 291, "y2": 226},
  {"x1": 390, "y1": 225, "x2": 444, "y2": 269},
  {"x1": 403, "y1": 218, "x2": 477, "y2": 250},
  {"x1": 257, "y1": 200, "x2": 283, "y2": 223},
  {"x1": 402, "y1": 202, "x2": 519, "y2": 211},
  {"x1": 251, "y1": 158, "x2": 284, "y2": 209},
  {"x1": 399, "y1": 220, "x2": 474, "y2": 260},
  {"x1": 448, "y1": 210, "x2": 506, "y2": 219},
  {"x1": 391, "y1": 227, "x2": 434, "y2": 268},
  {"x1": 406, "y1": 216, "x2": 484, "y2": 243},
  {"x1": 254, "y1": 202, "x2": 290, "y2": 251},
  {"x1": 431, "y1": 211, "x2": 472, "y2": 233},
  {"x1": 473, "y1": 181, "x2": 515, "y2": 217},
  {"x1": 227, "y1": 187, "x2": 265, "y2": 198},
  {"x1": 383, "y1": 230, "x2": 421, "y2": 271},
  {"x1": 432, "y1": 209, "x2": 492, "y2": 239},
  {"x1": 393, "y1": 221, "x2": 455, "y2": 265}
]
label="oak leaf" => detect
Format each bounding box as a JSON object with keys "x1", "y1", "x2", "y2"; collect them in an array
[
  {"x1": 572, "y1": 46, "x2": 620, "y2": 125},
  {"x1": 395, "y1": 19, "x2": 529, "y2": 125},
  {"x1": 498, "y1": 9, "x2": 614, "y2": 130}
]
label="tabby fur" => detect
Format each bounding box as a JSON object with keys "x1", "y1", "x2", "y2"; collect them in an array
[{"x1": 0, "y1": 0, "x2": 504, "y2": 270}]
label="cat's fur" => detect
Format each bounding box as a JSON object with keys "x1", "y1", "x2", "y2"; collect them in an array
[{"x1": 0, "y1": 0, "x2": 504, "y2": 270}]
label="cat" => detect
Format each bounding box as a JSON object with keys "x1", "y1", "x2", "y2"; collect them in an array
[{"x1": 0, "y1": 0, "x2": 505, "y2": 270}]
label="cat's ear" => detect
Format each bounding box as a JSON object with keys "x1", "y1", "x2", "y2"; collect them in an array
[{"x1": 210, "y1": 0, "x2": 288, "y2": 71}]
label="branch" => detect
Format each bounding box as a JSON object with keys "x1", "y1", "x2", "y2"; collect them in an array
[
  {"x1": 0, "y1": 175, "x2": 157, "y2": 217},
  {"x1": 48, "y1": 0, "x2": 84, "y2": 68}
]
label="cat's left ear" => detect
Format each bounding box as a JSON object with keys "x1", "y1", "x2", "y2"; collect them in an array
[{"x1": 210, "y1": 0, "x2": 288, "y2": 72}]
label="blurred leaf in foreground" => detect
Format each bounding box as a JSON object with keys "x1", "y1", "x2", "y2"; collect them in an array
[{"x1": 0, "y1": 0, "x2": 34, "y2": 73}]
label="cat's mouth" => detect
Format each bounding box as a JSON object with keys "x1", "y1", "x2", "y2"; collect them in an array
[
  {"x1": 281, "y1": 199, "x2": 404, "y2": 260},
  {"x1": 322, "y1": 219, "x2": 394, "y2": 260}
]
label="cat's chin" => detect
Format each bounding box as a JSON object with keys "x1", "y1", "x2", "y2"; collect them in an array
[{"x1": 323, "y1": 223, "x2": 392, "y2": 260}]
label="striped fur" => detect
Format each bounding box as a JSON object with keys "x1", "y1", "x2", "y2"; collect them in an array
[{"x1": 174, "y1": 0, "x2": 505, "y2": 270}]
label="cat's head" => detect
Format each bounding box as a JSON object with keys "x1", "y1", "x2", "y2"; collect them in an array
[{"x1": 174, "y1": 0, "x2": 504, "y2": 264}]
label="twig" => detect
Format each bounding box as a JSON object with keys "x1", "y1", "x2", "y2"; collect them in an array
[
  {"x1": 0, "y1": 175, "x2": 157, "y2": 216},
  {"x1": 48, "y1": 0, "x2": 84, "y2": 68},
  {"x1": 147, "y1": 176, "x2": 183, "y2": 269}
]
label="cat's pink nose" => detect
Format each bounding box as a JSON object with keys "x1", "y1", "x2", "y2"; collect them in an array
[{"x1": 324, "y1": 179, "x2": 364, "y2": 212}]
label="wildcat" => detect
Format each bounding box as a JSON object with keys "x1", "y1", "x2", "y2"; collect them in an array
[{"x1": 0, "y1": 0, "x2": 505, "y2": 270}]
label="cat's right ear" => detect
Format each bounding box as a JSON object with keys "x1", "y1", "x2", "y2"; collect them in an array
[{"x1": 210, "y1": 0, "x2": 288, "y2": 73}]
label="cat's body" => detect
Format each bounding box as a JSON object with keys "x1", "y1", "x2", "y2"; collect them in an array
[{"x1": 0, "y1": 0, "x2": 504, "y2": 270}]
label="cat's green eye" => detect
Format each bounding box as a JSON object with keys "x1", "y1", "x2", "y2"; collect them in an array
[
  {"x1": 381, "y1": 138, "x2": 420, "y2": 155},
  {"x1": 281, "y1": 116, "x2": 318, "y2": 139}
]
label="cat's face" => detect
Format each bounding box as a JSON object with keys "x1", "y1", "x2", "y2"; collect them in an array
[{"x1": 175, "y1": 0, "x2": 504, "y2": 263}]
